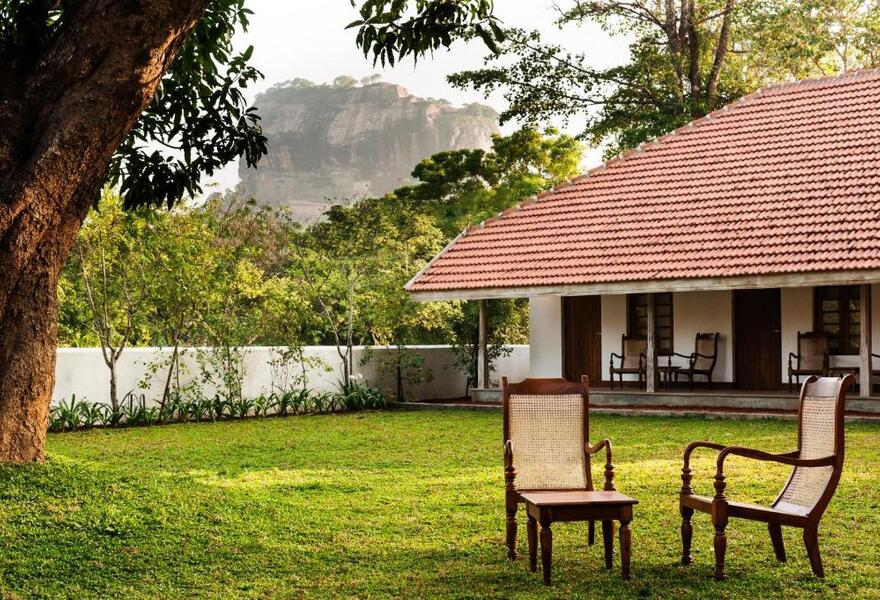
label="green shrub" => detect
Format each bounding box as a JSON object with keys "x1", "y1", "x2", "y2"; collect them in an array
[{"x1": 334, "y1": 381, "x2": 387, "y2": 412}]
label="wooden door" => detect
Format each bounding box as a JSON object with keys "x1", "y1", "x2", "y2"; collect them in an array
[
  {"x1": 734, "y1": 289, "x2": 782, "y2": 390},
  {"x1": 563, "y1": 296, "x2": 602, "y2": 386}
]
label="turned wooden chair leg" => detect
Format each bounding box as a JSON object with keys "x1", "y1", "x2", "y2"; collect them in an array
[
  {"x1": 680, "y1": 506, "x2": 694, "y2": 565},
  {"x1": 588, "y1": 520, "x2": 595, "y2": 546},
  {"x1": 713, "y1": 523, "x2": 727, "y2": 580},
  {"x1": 527, "y1": 515, "x2": 537, "y2": 572},
  {"x1": 769, "y1": 523, "x2": 786, "y2": 562},
  {"x1": 506, "y1": 500, "x2": 518, "y2": 560},
  {"x1": 540, "y1": 519, "x2": 553, "y2": 586},
  {"x1": 602, "y1": 520, "x2": 614, "y2": 569},
  {"x1": 619, "y1": 519, "x2": 632, "y2": 580},
  {"x1": 804, "y1": 525, "x2": 824, "y2": 578}
]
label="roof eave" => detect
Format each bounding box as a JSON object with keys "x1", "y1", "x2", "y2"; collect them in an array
[{"x1": 407, "y1": 269, "x2": 880, "y2": 301}]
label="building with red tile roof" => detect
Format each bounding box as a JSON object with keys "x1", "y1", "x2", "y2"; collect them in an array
[{"x1": 407, "y1": 70, "x2": 880, "y2": 398}]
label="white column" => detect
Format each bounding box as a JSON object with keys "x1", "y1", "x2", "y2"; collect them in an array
[
  {"x1": 860, "y1": 284, "x2": 872, "y2": 398},
  {"x1": 478, "y1": 299, "x2": 489, "y2": 388},
  {"x1": 646, "y1": 293, "x2": 657, "y2": 393}
]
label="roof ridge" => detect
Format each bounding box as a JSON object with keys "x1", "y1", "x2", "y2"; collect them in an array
[{"x1": 754, "y1": 67, "x2": 880, "y2": 96}]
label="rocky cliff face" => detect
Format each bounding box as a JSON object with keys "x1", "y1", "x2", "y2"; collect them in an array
[{"x1": 238, "y1": 82, "x2": 499, "y2": 220}]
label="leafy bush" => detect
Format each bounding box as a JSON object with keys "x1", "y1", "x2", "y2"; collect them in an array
[
  {"x1": 253, "y1": 395, "x2": 275, "y2": 418},
  {"x1": 230, "y1": 397, "x2": 255, "y2": 419},
  {"x1": 78, "y1": 402, "x2": 107, "y2": 428},
  {"x1": 334, "y1": 381, "x2": 387, "y2": 411},
  {"x1": 310, "y1": 391, "x2": 336, "y2": 414},
  {"x1": 53, "y1": 397, "x2": 82, "y2": 432}
]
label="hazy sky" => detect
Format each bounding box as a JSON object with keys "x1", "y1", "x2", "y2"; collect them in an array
[{"x1": 207, "y1": 1, "x2": 632, "y2": 192}]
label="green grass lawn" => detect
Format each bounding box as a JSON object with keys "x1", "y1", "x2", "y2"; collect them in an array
[{"x1": 0, "y1": 411, "x2": 878, "y2": 599}]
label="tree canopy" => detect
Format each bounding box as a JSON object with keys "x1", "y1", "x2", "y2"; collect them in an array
[{"x1": 450, "y1": 0, "x2": 880, "y2": 156}]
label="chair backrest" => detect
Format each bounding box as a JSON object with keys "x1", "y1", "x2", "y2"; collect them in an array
[
  {"x1": 502, "y1": 376, "x2": 591, "y2": 491},
  {"x1": 798, "y1": 331, "x2": 830, "y2": 371},
  {"x1": 774, "y1": 375, "x2": 852, "y2": 518},
  {"x1": 693, "y1": 332, "x2": 719, "y2": 371},
  {"x1": 622, "y1": 335, "x2": 647, "y2": 369}
]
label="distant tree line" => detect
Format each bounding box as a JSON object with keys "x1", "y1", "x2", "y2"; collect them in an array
[{"x1": 58, "y1": 127, "x2": 583, "y2": 399}]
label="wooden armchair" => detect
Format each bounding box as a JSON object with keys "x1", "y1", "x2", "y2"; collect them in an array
[
  {"x1": 680, "y1": 375, "x2": 853, "y2": 580},
  {"x1": 788, "y1": 331, "x2": 829, "y2": 392},
  {"x1": 609, "y1": 335, "x2": 647, "y2": 389},
  {"x1": 670, "y1": 332, "x2": 719, "y2": 390},
  {"x1": 502, "y1": 376, "x2": 614, "y2": 560}
]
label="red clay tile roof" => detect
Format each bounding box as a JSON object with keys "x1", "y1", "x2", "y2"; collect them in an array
[{"x1": 407, "y1": 69, "x2": 880, "y2": 297}]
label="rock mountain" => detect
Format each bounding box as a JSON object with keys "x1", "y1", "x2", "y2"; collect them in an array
[{"x1": 237, "y1": 81, "x2": 499, "y2": 221}]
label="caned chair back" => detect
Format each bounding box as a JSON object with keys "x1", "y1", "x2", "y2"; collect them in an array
[
  {"x1": 693, "y1": 332, "x2": 719, "y2": 371},
  {"x1": 798, "y1": 332, "x2": 829, "y2": 371},
  {"x1": 622, "y1": 336, "x2": 647, "y2": 369},
  {"x1": 774, "y1": 375, "x2": 850, "y2": 517},
  {"x1": 502, "y1": 377, "x2": 590, "y2": 491}
]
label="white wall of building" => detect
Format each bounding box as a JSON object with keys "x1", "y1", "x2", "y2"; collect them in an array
[
  {"x1": 780, "y1": 287, "x2": 814, "y2": 382},
  {"x1": 673, "y1": 291, "x2": 733, "y2": 381},
  {"x1": 53, "y1": 345, "x2": 530, "y2": 406},
  {"x1": 528, "y1": 296, "x2": 563, "y2": 377},
  {"x1": 600, "y1": 295, "x2": 627, "y2": 381}
]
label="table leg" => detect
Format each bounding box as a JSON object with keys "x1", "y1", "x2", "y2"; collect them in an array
[
  {"x1": 619, "y1": 520, "x2": 632, "y2": 580},
  {"x1": 527, "y1": 515, "x2": 537, "y2": 572},
  {"x1": 602, "y1": 520, "x2": 614, "y2": 569},
  {"x1": 540, "y1": 519, "x2": 553, "y2": 586}
]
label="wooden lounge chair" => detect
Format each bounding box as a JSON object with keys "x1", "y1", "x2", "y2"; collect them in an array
[
  {"x1": 609, "y1": 335, "x2": 647, "y2": 389},
  {"x1": 788, "y1": 331, "x2": 830, "y2": 392},
  {"x1": 671, "y1": 332, "x2": 719, "y2": 390},
  {"x1": 502, "y1": 376, "x2": 614, "y2": 561},
  {"x1": 680, "y1": 375, "x2": 853, "y2": 580}
]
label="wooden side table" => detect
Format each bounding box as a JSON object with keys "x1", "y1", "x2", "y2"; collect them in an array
[{"x1": 519, "y1": 490, "x2": 638, "y2": 585}]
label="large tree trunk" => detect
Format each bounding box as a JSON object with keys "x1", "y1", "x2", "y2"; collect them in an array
[{"x1": 0, "y1": 0, "x2": 210, "y2": 462}]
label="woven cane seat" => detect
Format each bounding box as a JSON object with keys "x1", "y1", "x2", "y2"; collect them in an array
[{"x1": 508, "y1": 394, "x2": 586, "y2": 490}]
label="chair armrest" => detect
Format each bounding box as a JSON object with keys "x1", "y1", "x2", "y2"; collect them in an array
[
  {"x1": 680, "y1": 441, "x2": 728, "y2": 495},
  {"x1": 693, "y1": 352, "x2": 715, "y2": 359},
  {"x1": 716, "y1": 446, "x2": 827, "y2": 471},
  {"x1": 671, "y1": 352, "x2": 694, "y2": 360},
  {"x1": 610, "y1": 352, "x2": 624, "y2": 359},
  {"x1": 586, "y1": 439, "x2": 615, "y2": 491},
  {"x1": 713, "y1": 447, "x2": 831, "y2": 503}
]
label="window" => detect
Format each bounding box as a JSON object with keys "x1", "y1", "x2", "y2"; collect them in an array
[
  {"x1": 814, "y1": 286, "x2": 861, "y2": 355},
  {"x1": 627, "y1": 293, "x2": 673, "y2": 355}
]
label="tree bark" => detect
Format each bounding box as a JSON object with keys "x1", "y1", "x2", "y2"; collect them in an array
[
  {"x1": 706, "y1": 0, "x2": 736, "y2": 110},
  {"x1": 0, "y1": 0, "x2": 210, "y2": 462}
]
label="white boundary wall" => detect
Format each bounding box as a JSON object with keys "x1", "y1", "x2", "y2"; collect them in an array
[{"x1": 53, "y1": 345, "x2": 530, "y2": 406}]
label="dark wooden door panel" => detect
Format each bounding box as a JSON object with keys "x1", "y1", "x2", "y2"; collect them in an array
[
  {"x1": 563, "y1": 296, "x2": 602, "y2": 386},
  {"x1": 734, "y1": 289, "x2": 782, "y2": 390}
]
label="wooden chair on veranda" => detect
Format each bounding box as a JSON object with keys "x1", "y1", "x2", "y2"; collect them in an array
[
  {"x1": 609, "y1": 335, "x2": 647, "y2": 389},
  {"x1": 788, "y1": 331, "x2": 830, "y2": 392},
  {"x1": 680, "y1": 374, "x2": 854, "y2": 580},
  {"x1": 502, "y1": 376, "x2": 614, "y2": 560},
  {"x1": 670, "y1": 332, "x2": 719, "y2": 390}
]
